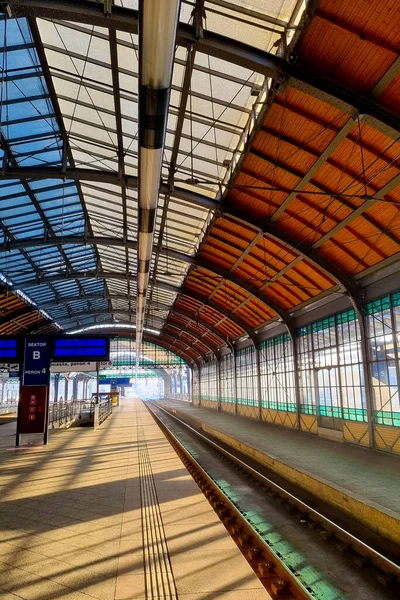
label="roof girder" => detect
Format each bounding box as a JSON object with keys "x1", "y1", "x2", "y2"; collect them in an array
[
  {"x1": 1, "y1": 235, "x2": 293, "y2": 331},
  {"x1": 6, "y1": 0, "x2": 400, "y2": 137}
]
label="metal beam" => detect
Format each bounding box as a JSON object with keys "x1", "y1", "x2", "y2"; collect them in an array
[
  {"x1": 0, "y1": 306, "x2": 39, "y2": 326},
  {"x1": 55, "y1": 308, "x2": 216, "y2": 356},
  {"x1": 0, "y1": 235, "x2": 293, "y2": 328},
  {"x1": 0, "y1": 167, "x2": 219, "y2": 210},
  {"x1": 181, "y1": 289, "x2": 258, "y2": 343},
  {"x1": 372, "y1": 56, "x2": 400, "y2": 98},
  {"x1": 168, "y1": 308, "x2": 229, "y2": 347},
  {"x1": 35, "y1": 292, "x2": 227, "y2": 345},
  {"x1": 163, "y1": 323, "x2": 213, "y2": 359},
  {"x1": 11, "y1": 271, "x2": 180, "y2": 295},
  {"x1": 160, "y1": 330, "x2": 206, "y2": 362},
  {"x1": 269, "y1": 112, "x2": 360, "y2": 222},
  {"x1": 221, "y1": 205, "x2": 362, "y2": 302},
  {"x1": 142, "y1": 333, "x2": 196, "y2": 366},
  {"x1": 6, "y1": 0, "x2": 400, "y2": 136}
]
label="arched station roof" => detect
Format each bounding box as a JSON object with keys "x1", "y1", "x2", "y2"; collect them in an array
[{"x1": 0, "y1": 0, "x2": 399, "y2": 360}]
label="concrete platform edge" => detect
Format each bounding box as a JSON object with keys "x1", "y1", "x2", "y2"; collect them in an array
[{"x1": 158, "y1": 401, "x2": 400, "y2": 547}]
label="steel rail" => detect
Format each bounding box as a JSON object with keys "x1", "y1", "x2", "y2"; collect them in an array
[
  {"x1": 145, "y1": 400, "x2": 313, "y2": 599},
  {"x1": 148, "y1": 401, "x2": 400, "y2": 585}
]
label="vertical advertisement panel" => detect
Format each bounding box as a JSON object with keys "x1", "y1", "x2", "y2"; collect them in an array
[
  {"x1": 18, "y1": 385, "x2": 48, "y2": 434},
  {"x1": 23, "y1": 338, "x2": 50, "y2": 386}
]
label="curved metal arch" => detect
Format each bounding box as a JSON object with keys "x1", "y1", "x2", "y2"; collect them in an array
[
  {"x1": 218, "y1": 206, "x2": 363, "y2": 306},
  {"x1": 159, "y1": 331, "x2": 205, "y2": 363},
  {"x1": 141, "y1": 333, "x2": 196, "y2": 367},
  {"x1": 56, "y1": 309, "x2": 218, "y2": 356},
  {"x1": 180, "y1": 289, "x2": 259, "y2": 344},
  {"x1": 35, "y1": 293, "x2": 229, "y2": 348},
  {"x1": 12, "y1": 271, "x2": 179, "y2": 295},
  {"x1": 1, "y1": 237, "x2": 294, "y2": 331},
  {"x1": 38, "y1": 293, "x2": 137, "y2": 308},
  {"x1": 88, "y1": 328, "x2": 195, "y2": 366},
  {"x1": 7, "y1": 0, "x2": 400, "y2": 135},
  {"x1": 190, "y1": 261, "x2": 295, "y2": 334},
  {"x1": 168, "y1": 308, "x2": 231, "y2": 349},
  {"x1": 163, "y1": 322, "x2": 215, "y2": 359}
]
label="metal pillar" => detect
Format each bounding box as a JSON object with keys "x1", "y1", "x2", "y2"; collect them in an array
[
  {"x1": 292, "y1": 333, "x2": 302, "y2": 430},
  {"x1": 198, "y1": 365, "x2": 202, "y2": 407},
  {"x1": 232, "y1": 349, "x2": 238, "y2": 416},
  {"x1": 64, "y1": 378, "x2": 69, "y2": 403},
  {"x1": 54, "y1": 373, "x2": 59, "y2": 404},
  {"x1": 356, "y1": 307, "x2": 375, "y2": 448},
  {"x1": 255, "y1": 346, "x2": 262, "y2": 421},
  {"x1": 72, "y1": 375, "x2": 78, "y2": 401},
  {"x1": 187, "y1": 367, "x2": 191, "y2": 403},
  {"x1": 216, "y1": 358, "x2": 221, "y2": 412}
]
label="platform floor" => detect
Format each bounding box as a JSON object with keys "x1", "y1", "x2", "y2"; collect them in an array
[
  {"x1": 0, "y1": 399, "x2": 267, "y2": 600},
  {"x1": 156, "y1": 400, "x2": 400, "y2": 541}
]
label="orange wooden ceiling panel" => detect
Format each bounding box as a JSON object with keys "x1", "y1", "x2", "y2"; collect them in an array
[
  {"x1": 364, "y1": 199, "x2": 400, "y2": 238},
  {"x1": 272, "y1": 88, "x2": 348, "y2": 131},
  {"x1": 252, "y1": 131, "x2": 317, "y2": 176},
  {"x1": 176, "y1": 294, "x2": 244, "y2": 339},
  {"x1": 293, "y1": 260, "x2": 335, "y2": 289},
  {"x1": 316, "y1": 0, "x2": 400, "y2": 50},
  {"x1": 380, "y1": 73, "x2": 400, "y2": 116},
  {"x1": 231, "y1": 172, "x2": 284, "y2": 217},
  {"x1": 279, "y1": 266, "x2": 327, "y2": 296},
  {"x1": 275, "y1": 196, "x2": 350, "y2": 245},
  {"x1": 201, "y1": 250, "x2": 237, "y2": 272},
  {"x1": 244, "y1": 154, "x2": 301, "y2": 190},
  {"x1": 234, "y1": 261, "x2": 279, "y2": 286},
  {"x1": 202, "y1": 239, "x2": 242, "y2": 264},
  {"x1": 212, "y1": 217, "x2": 256, "y2": 243},
  {"x1": 298, "y1": 16, "x2": 396, "y2": 92},
  {"x1": 328, "y1": 138, "x2": 400, "y2": 192},
  {"x1": 264, "y1": 281, "x2": 308, "y2": 308}
]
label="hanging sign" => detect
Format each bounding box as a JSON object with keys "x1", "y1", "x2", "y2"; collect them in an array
[
  {"x1": 50, "y1": 361, "x2": 97, "y2": 373},
  {"x1": 0, "y1": 363, "x2": 19, "y2": 375},
  {"x1": 23, "y1": 338, "x2": 49, "y2": 386}
]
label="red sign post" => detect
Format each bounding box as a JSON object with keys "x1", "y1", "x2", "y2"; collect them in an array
[{"x1": 17, "y1": 386, "x2": 48, "y2": 435}]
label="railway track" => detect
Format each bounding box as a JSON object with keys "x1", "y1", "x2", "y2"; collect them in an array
[{"x1": 145, "y1": 400, "x2": 400, "y2": 600}]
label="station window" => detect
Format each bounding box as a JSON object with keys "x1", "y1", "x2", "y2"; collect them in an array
[
  {"x1": 366, "y1": 295, "x2": 400, "y2": 427},
  {"x1": 236, "y1": 346, "x2": 257, "y2": 407},
  {"x1": 296, "y1": 310, "x2": 366, "y2": 423},
  {"x1": 200, "y1": 361, "x2": 218, "y2": 403},
  {"x1": 220, "y1": 353, "x2": 235, "y2": 404},
  {"x1": 260, "y1": 334, "x2": 296, "y2": 412}
]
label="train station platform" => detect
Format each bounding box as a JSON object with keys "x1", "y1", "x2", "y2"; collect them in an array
[
  {"x1": 155, "y1": 399, "x2": 400, "y2": 549},
  {"x1": 0, "y1": 399, "x2": 267, "y2": 600}
]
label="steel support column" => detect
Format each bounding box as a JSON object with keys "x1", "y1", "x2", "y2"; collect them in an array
[
  {"x1": 198, "y1": 364, "x2": 202, "y2": 407},
  {"x1": 232, "y1": 349, "x2": 238, "y2": 416},
  {"x1": 356, "y1": 307, "x2": 376, "y2": 448},
  {"x1": 291, "y1": 333, "x2": 302, "y2": 431},
  {"x1": 255, "y1": 345, "x2": 262, "y2": 421},
  {"x1": 216, "y1": 357, "x2": 221, "y2": 412}
]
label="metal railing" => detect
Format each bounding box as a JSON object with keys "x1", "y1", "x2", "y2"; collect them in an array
[
  {"x1": 48, "y1": 400, "x2": 95, "y2": 428},
  {"x1": 94, "y1": 398, "x2": 112, "y2": 429}
]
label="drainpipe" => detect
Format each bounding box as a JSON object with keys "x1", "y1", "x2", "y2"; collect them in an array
[{"x1": 136, "y1": 0, "x2": 181, "y2": 359}]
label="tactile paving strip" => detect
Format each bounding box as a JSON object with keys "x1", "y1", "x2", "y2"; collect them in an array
[{"x1": 137, "y1": 413, "x2": 178, "y2": 599}]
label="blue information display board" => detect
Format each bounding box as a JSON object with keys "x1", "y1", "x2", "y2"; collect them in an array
[
  {"x1": 23, "y1": 338, "x2": 50, "y2": 386},
  {"x1": 0, "y1": 339, "x2": 18, "y2": 360},
  {"x1": 54, "y1": 337, "x2": 109, "y2": 361}
]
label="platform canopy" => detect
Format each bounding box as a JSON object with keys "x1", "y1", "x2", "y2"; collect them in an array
[{"x1": 0, "y1": 0, "x2": 400, "y2": 365}]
